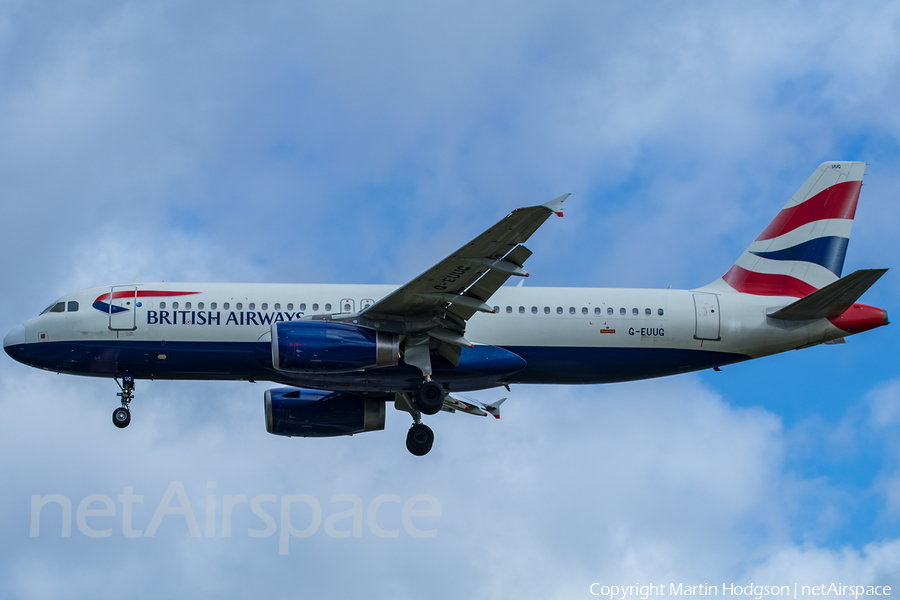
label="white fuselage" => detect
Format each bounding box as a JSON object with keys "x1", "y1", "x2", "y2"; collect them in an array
[{"x1": 5, "y1": 281, "x2": 852, "y2": 392}]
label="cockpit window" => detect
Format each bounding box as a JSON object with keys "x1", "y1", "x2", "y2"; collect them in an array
[{"x1": 40, "y1": 300, "x2": 76, "y2": 315}]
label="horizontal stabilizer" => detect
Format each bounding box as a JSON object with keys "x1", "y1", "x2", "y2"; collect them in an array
[{"x1": 767, "y1": 268, "x2": 888, "y2": 321}]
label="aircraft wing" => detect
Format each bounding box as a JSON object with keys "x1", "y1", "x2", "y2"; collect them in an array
[{"x1": 359, "y1": 194, "x2": 569, "y2": 343}]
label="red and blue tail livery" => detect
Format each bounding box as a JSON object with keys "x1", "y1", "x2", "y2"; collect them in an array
[
  {"x1": 4, "y1": 166, "x2": 888, "y2": 455},
  {"x1": 718, "y1": 161, "x2": 865, "y2": 297}
]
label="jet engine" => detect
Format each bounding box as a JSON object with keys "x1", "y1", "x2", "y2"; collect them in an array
[
  {"x1": 264, "y1": 387, "x2": 385, "y2": 437},
  {"x1": 271, "y1": 321, "x2": 399, "y2": 373}
]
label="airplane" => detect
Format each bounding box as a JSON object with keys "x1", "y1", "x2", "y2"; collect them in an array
[{"x1": 3, "y1": 161, "x2": 889, "y2": 456}]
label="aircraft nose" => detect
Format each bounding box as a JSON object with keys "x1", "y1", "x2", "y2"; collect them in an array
[{"x1": 4, "y1": 324, "x2": 25, "y2": 353}]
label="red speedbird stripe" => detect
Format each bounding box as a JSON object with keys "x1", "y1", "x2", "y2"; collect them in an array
[
  {"x1": 722, "y1": 265, "x2": 818, "y2": 297},
  {"x1": 94, "y1": 290, "x2": 200, "y2": 303},
  {"x1": 756, "y1": 180, "x2": 861, "y2": 241}
]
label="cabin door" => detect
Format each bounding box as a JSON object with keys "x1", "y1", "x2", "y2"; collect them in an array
[
  {"x1": 108, "y1": 286, "x2": 138, "y2": 331},
  {"x1": 693, "y1": 293, "x2": 720, "y2": 341}
]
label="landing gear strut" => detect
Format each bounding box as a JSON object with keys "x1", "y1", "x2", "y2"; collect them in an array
[{"x1": 112, "y1": 374, "x2": 134, "y2": 429}]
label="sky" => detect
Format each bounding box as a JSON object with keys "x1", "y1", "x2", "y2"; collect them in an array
[{"x1": 1, "y1": 1, "x2": 898, "y2": 598}]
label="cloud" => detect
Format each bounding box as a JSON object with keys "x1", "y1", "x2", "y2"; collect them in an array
[{"x1": 2, "y1": 368, "x2": 898, "y2": 598}]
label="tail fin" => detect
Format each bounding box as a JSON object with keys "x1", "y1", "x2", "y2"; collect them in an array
[{"x1": 715, "y1": 161, "x2": 866, "y2": 297}]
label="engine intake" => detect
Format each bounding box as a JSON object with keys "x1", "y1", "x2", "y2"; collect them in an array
[
  {"x1": 271, "y1": 321, "x2": 399, "y2": 373},
  {"x1": 265, "y1": 387, "x2": 385, "y2": 437}
]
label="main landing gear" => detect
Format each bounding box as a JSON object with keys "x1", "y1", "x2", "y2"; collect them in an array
[
  {"x1": 406, "y1": 423, "x2": 434, "y2": 456},
  {"x1": 112, "y1": 374, "x2": 135, "y2": 429},
  {"x1": 415, "y1": 380, "x2": 444, "y2": 415},
  {"x1": 402, "y1": 379, "x2": 445, "y2": 456}
]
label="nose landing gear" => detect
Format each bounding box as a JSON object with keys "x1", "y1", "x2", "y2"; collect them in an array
[{"x1": 112, "y1": 374, "x2": 135, "y2": 429}]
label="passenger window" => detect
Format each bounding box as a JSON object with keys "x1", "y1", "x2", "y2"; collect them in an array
[
  {"x1": 493, "y1": 306, "x2": 499, "y2": 313},
  {"x1": 274, "y1": 303, "x2": 281, "y2": 310},
  {"x1": 236, "y1": 303, "x2": 243, "y2": 310},
  {"x1": 343, "y1": 303, "x2": 350, "y2": 312},
  {"x1": 211, "y1": 302, "x2": 217, "y2": 310},
  {"x1": 557, "y1": 307, "x2": 563, "y2": 314},
  {"x1": 632, "y1": 308, "x2": 638, "y2": 315},
  {"x1": 173, "y1": 302, "x2": 179, "y2": 310},
  {"x1": 313, "y1": 303, "x2": 319, "y2": 311},
  {"x1": 185, "y1": 302, "x2": 191, "y2": 310},
  {"x1": 160, "y1": 302, "x2": 167, "y2": 309},
  {"x1": 224, "y1": 302, "x2": 230, "y2": 310},
  {"x1": 531, "y1": 306, "x2": 537, "y2": 314},
  {"x1": 249, "y1": 303, "x2": 256, "y2": 310},
  {"x1": 299, "y1": 303, "x2": 306, "y2": 311},
  {"x1": 518, "y1": 306, "x2": 525, "y2": 314},
  {"x1": 506, "y1": 306, "x2": 512, "y2": 313},
  {"x1": 67, "y1": 301, "x2": 79, "y2": 312},
  {"x1": 569, "y1": 307, "x2": 575, "y2": 315},
  {"x1": 582, "y1": 307, "x2": 588, "y2": 315},
  {"x1": 544, "y1": 307, "x2": 550, "y2": 314},
  {"x1": 325, "y1": 303, "x2": 332, "y2": 311},
  {"x1": 645, "y1": 308, "x2": 651, "y2": 315},
  {"x1": 658, "y1": 308, "x2": 664, "y2": 316},
  {"x1": 594, "y1": 307, "x2": 601, "y2": 315},
  {"x1": 607, "y1": 307, "x2": 613, "y2": 315},
  {"x1": 198, "y1": 302, "x2": 204, "y2": 310},
  {"x1": 287, "y1": 303, "x2": 293, "y2": 310},
  {"x1": 619, "y1": 308, "x2": 626, "y2": 315},
  {"x1": 262, "y1": 303, "x2": 269, "y2": 310}
]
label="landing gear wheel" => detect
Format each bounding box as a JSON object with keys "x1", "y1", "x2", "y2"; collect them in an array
[
  {"x1": 112, "y1": 407, "x2": 131, "y2": 428},
  {"x1": 415, "y1": 381, "x2": 444, "y2": 415},
  {"x1": 406, "y1": 423, "x2": 434, "y2": 456}
]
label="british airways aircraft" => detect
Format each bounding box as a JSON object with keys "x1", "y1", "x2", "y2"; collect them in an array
[{"x1": 4, "y1": 162, "x2": 889, "y2": 455}]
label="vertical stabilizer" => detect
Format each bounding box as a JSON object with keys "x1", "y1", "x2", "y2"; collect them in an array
[{"x1": 712, "y1": 161, "x2": 866, "y2": 297}]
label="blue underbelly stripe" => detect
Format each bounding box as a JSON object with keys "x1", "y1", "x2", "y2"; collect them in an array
[{"x1": 6, "y1": 340, "x2": 750, "y2": 387}]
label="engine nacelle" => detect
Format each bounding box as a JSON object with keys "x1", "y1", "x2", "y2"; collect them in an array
[
  {"x1": 264, "y1": 387, "x2": 385, "y2": 437},
  {"x1": 271, "y1": 321, "x2": 399, "y2": 373}
]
